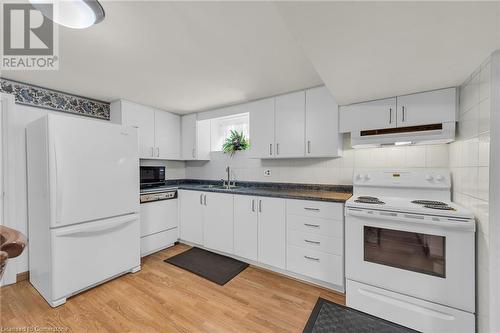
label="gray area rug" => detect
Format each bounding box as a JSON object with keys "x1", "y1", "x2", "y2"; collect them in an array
[
  {"x1": 165, "y1": 247, "x2": 249, "y2": 285},
  {"x1": 303, "y1": 298, "x2": 420, "y2": 333}
]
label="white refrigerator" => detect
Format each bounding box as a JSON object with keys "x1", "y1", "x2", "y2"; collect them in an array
[{"x1": 26, "y1": 114, "x2": 140, "y2": 307}]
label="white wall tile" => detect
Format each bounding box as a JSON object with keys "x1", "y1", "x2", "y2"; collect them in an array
[
  {"x1": 405, "y1": 146, "x2": 426, "y2": 167},
  {"x1": 479, "y1": 98, "x2": 491, "y2": 134},
  {"x1": 480, "y1": 60, "x2": 491, "y2": 102},
  {"x1": 425, "y1": 145, "x2": 449, "y2": 168},
  {"x1": 460, "y1": 73, "x2": 480, "y2": 114}
]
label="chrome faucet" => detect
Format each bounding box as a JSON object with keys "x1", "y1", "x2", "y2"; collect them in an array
[{"x1": 222, "y1": 166, "x2": 236, "y2": 189}]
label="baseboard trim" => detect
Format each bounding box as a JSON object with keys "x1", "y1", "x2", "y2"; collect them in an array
[{"x1": 16, "y1": 271, "x2": 29, "y2": 282}]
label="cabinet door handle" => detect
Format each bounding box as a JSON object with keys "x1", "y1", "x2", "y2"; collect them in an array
[
  {"x1": 402, "y1": 106, "x2": 405, "y2": 122},
  {"x1": 156, "y1": 147, "x2": 160, "y2": 157},
  {"x1": 200, "y1": 194, "x2": 203, "y2": 205},
  {"x1": 269, "y1": 144, "x2": 273, "y2": 156},
  {"x1": 304, "y1": 207, "x2": 320, "y2": 211},
  {"x1": 389, "y1": 108, "x2": 392, "y2": 124},
  {"x1": 204, "y1": 194, "x2": 207, "y2": 206},
  {"x1": 304, "y1": 239, "x2": 321, "y2": 245},
  {"x1": 307, "y1": 140, "x2": 311, "y2": 154},
  {"x1": 259, "y1": 200, "x2": 262, "y2": 213},
  {"x1": 150, "y1": 147, "x2": 154, "y2": 157},
  {"x1": 251, "y1": 199, "x2": 255, "y2": 212},
  {"x1": 304, "y1": 223, "x2": 320, "y2": 228},
  {"x1": 304, "y1": 255, "x2": 320, "y2": 262},
  {"x1": 192, "y1": 148, "x2": 195, "y2": 159},
  {"x1": 276, "y1": 143, "x2": 279, "y2": 155}
]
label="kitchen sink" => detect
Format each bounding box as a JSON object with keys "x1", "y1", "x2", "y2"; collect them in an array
[{"x1": 200, "y1": 184, "x2": 239, "y2": 190}]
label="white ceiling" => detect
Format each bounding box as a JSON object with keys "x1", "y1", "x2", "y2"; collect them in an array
[
  {"x1": 275, "y1": 1, "x2": 500, "y2": 105},
  {"x1": 3, "y1": 1, "x2": 500, "y2": 113},
  {"x1": 2, "y1": 1, "x2": 322, "y2": 113}
]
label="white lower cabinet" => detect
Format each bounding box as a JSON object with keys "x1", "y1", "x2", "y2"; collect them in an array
[
  {"x1": 204, "y1": 192, "x2": 234, "y2": 254},
  {"x1": 286, "y1": 199, "x2": 345, "y2": 291},
  {"x1": 234, "y1": 196, "x2": 258, "y2": 261},
  {"x1": 287, "y1": 245, "x2": 343, "y2": 286},
  {"x1": 257, "y1": 197, "x2": 286, "y2": 269},
  {"x1": 179, "y1": 190, "x2": 204, "y2": 245},
  {"x1": 179, "y1": 190, "x2": 345, "y2": 291}
]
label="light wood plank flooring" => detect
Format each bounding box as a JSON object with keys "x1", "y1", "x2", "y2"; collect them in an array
[{"x1": 1, "y1": 243, "x2": 345, "y2": 332}]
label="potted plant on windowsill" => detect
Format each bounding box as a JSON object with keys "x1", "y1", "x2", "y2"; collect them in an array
[{"x1": 222, "y1": 130, "x2": 250, "y2": 157}]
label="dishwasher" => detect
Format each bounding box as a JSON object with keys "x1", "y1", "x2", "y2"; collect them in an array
[{"x1": 139, "y1": 189, "x2": 178, "y2": 257}]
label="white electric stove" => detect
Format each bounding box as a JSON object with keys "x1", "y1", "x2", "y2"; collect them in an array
[{"x1": 345, "y1": 169, "x2": 475, "y2": 333}]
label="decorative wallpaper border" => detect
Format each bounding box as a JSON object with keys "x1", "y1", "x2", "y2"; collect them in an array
[{"x1": 0, "y1": 78, "x2": 110, "y2": 120}]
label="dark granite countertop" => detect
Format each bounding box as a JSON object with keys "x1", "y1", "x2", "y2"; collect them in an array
[{"x1": 141, "y1": 179, "x2": 352, "y2": 203}]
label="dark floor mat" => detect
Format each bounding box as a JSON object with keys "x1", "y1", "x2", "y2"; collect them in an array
[
  {"x1": 303, "y1": 298, "x2": 419, "y2": 333},
  {"x1": 164, "y1": 247, "x2": 249, "y2": 285}
]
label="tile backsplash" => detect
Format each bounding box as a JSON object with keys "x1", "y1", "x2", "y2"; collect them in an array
[
  {"x1": 450, "y1": 56, "x2": 491, "y2": 333},
  {"x1": 185, "y1": 137, "x2": 449, "y2": 184}
]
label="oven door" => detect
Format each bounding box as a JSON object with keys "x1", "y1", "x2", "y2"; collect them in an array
[{"x1": 345, "y1": 207, "x2": 475, "y2": 313}]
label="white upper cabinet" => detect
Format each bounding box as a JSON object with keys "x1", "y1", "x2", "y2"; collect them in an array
[
  {"x1": 396, "y1": 88, "x2": 456, "y2": 127},
  {"x1": 110, "y1": 99, "x2": 181, "y2": 160},
  {"x1": 155, "y1": 110, "x2": 180, "y2": 160},
  {"x1": 305, "y1": 86, "x2": 342, "y2": 157},
  {"x1": 249, "y1": 98, "x2": 276, "y2": 158},
  {"x1": 181, "y1": 114, "x2": 210, "y2": 160},
  {"x1": 112, "y1": 100, "x2": 156, "y2": 158},
  {"x1": 275, "y1": 91, "x2": 306, "y2": 158},
  {"x1": 339, "y1": 87, "x2": 457, "y2": 133},
  {"x1": 249, "y1": 87, "x2": 342, "y2": 159},
  {"x1": 339, "y1": 97, "x2": 396, "y2": 133}
]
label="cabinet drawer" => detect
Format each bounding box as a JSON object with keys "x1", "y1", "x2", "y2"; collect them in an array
[
  {"x1": 287, "y1": 229, "x2": 343, "y2": 255},
  {"x1": 287, "y1": 214, "x2": 343, "y2": 238},
  {"x1": 287, "y1": 199, "x2": 343, "y2": 219},
  {"x1": 287, "y1": 245, "x2": 343, "y2": 286}
]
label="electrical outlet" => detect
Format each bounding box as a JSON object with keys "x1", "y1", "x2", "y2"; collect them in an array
[{"x1": 264, "y1": 169, "x2": 271, "y2": 177}]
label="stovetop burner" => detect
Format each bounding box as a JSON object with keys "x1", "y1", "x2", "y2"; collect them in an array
[
  {"x1": 423, "y1": 204, "x2": 456, "y2": 211},
  {"x1": 412, "y1": 200, "x2": 447, "y2": 205},
  {"x1": 355, "y1": 196, "x2": 385, "y2": 204}
]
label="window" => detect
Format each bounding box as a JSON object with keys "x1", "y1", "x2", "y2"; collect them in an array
[{"x1": 210, "y1": 113, "x2": 250, "y2": 152}]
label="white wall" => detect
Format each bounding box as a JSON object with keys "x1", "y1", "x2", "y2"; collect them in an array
[
  {"x1": 449, "y1": 56, "x2": 492, "y2": 333},
  {"x1": 186, "y1": 136, "x2": 449, "y2": 184}
]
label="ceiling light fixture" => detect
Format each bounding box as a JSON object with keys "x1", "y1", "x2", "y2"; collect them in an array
[{"x1": 30, "y1": 0, "x2": 105, "y2": 29}]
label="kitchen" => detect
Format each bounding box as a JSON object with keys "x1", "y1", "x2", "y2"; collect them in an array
[{"x1": 0, "y1": 1, "x2": 499, "y2": 333}]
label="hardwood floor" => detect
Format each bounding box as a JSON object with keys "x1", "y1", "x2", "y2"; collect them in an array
[{"x1": 0, "y1": 243, "x2": 345, "y2": 332}]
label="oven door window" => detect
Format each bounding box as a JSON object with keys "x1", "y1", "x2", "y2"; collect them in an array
[{"x1": 364, "y1": 226, "x2": 445, "y2": 278}]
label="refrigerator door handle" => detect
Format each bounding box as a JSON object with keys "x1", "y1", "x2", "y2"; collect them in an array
[
  {"x1": 54, "y1": 214, "x2": 138, "y2": 237},
  {"x1": 54, "y1": 142, "x2": 63, "y2": 224}
]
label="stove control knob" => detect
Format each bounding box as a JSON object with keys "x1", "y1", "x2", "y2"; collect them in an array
[
  {"x1": 425, "y1": 175, "x2": 434, "y2": 181},
  {"x1": 356, "y1": 174, "x2": 363, "y2": 181},
  {"x1": 436, "y1": 175, "x2": 444, "y2": 181},
  {"x1": 364, "y1": 175, "x2": 370, "y2": 181}
]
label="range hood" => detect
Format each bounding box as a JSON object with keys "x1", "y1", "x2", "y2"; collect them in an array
[{"x1": 350, "y1": 122, "x2": 455, "y2": 148}]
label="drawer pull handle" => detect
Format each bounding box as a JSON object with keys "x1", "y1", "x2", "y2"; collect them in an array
[
  {"x1": 304, "y1": 207, "x2": 320, "y2": 211},
  {"x1": 304, "y1": 239, "x2": 320, "y2": 245},
  {"x1": 304, "y1": 223, "x2": 320, "y2": 228},
  {"x1": 304, "y1": 255, "x2": 320, "y2": 262}
]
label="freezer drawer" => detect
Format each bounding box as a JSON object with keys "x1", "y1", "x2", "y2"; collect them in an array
[{"x1": 51, "y1": 214, "x2": 140, "y2": 301}]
